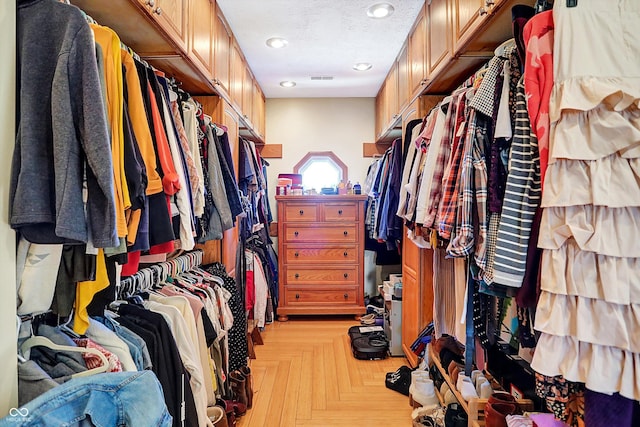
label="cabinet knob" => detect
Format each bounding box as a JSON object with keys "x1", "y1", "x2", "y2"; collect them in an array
[
  {"x1": 294, "y1": 252, "x2": 299, "y2": 257},
  {"x1": 343, "y1": 251, "x2": 348, "y2": 257},
  {"x1": 295, "y1": 293, "x2": 300, "y2": 299},
  {"x1": 294, "y1": 231, "x2": 299, "y2": 236},
  {"x1": 299, "y1": 209, "x2": 304, "y2": 215},
  {"x1": 478, "y1": 6, "x2": 488, "y2": 16},
  {"x1": 343, "y1": 231, "x2": 348, "y2": 236},
  {"x1": 154, "y1": 6, "x2": 162, "y2": 15},
  {"x1": 294, "y1": 273, "x2": 299, "y2": 279},
  {"x1": 343, "y1": 273, "x2": 348, "y2": 278},
  {"x1": 146, "y1": 0, "x2": 155, "y2": 6},
  {"x1": 343, "y1": 293, "x2": 348, "y2": 299},
  {"x1": 338, "y1": 209, "x2": 343, "y2": 215},
  {"x1": 485, "y1": 0, "x2": 495, "y2": 6}
]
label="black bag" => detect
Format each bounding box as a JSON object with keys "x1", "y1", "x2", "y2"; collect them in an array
[{"x1": 348, "y1": 326, "x2": 389, "y2": 360}]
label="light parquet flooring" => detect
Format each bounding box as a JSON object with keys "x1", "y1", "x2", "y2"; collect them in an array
[{"x1": 237, "y1": 317, "x2": 413, "y2": 427}]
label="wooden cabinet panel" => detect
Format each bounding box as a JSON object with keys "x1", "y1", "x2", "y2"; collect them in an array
[
  {"x1": 214, "y1": 12, "x2": 231, "y2": 93},
  {"x1": 401, "y1": 270, "x2": 420, "y2": 367},
  {"x1": 397, "y1": 43, "x2": 410, "y2": 111},
  {"x1": 284, "y1": 287, "x2": 359, "y2": 306},
  {"x1": 282, "y1": 225, "x2": 358, "y2": 243},
  {"x1": 282, "y1": 204, "x2": 319, "y2": 222},
  {"x1": 452, "y1": 0, "x2": 486, "y2": 52},
  {"x1": 221, "y1": 102, "x2": 240, "y2": 276},
  {"x1": 276, "y1": 195, "x2": 367, "y2": 320},
  {"x1": 428, "y1": 0, "x2": 452, "y2": 75},
  {"x1": 323, "y1": 203, "x2": 358, "y2": 222},
  {"x1": 409, "y1": 8, "x2": 427, "y2": 95},
  {"x1": 386, "y1": 62, "x2": 399, "y2": 127},
  {"x1": 284, "y1": 266, "x2": 358, "y2": 285},
  {"x1": 375, "y1": 83, "x2": 386, "y2": 139},
  {"x1": 284, "y1": 245, "x2": 358, "y2": 264},
  {"x1": 149, "y1": 0, "x2": 188, "y2": 50},
  {"x1": 188, "y1": 0, "x2": 214, "y2": 77},
  {"x1": 242, "y1": 68, "x2": 254, "y2": 124},
  {"x1": 230, "y1": 43, "x2": 244, "y2": 109}
]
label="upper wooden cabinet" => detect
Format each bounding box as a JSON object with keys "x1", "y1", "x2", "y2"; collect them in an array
[
  {"x1": 409, "y1": 6, "x2": 427, "y2": 95},
  {"x1": 427, "y1": 0, "x2": 452, "y2": 76},
  {"x1": 214, "y1": 11, "x2": 232, "y2": 95},
  {"x1": 397, "y1": 43, "x2": 411, "y2": 112},
  {"x1": 148, "y1": 0, "x2": 188, "y2": 51},
  {"x1": 230, "y1": 42, "x2": 244, "y2": 111},
  {"x1": 72, "y1": 0, "x2": 266, "y2": 143},
  {"x1": 188, "y1": 0, "x2": 214, "y2": 78},
  {"x1": 374, "y1": 0, "x2": 523, "y2": 143}
]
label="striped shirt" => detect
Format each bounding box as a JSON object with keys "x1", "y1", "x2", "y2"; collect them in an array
[{"x1": 492, "y1": 77, "x2": 542, "y2": 287}]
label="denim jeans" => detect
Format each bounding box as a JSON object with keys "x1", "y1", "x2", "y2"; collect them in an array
[{"x1": 0, "y1": 371, "x2": 172, "y2": 427}]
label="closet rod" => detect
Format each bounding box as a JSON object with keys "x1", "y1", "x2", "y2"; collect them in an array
[{"x1": 118, "y1": 249, "x2": 204, "y2": 297}]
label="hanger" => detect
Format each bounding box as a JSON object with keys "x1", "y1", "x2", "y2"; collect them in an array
[
  {"x1": 535, "y1": 0, "x2": 554, "y2": 12},
  {"x1": 21, "y1": 336, "x2": 109, "y2": 378}
]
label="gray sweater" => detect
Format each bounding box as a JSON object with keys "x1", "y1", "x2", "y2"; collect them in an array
[{"x1": 13, "y1": 0, "x2": 117, "y2": 247}]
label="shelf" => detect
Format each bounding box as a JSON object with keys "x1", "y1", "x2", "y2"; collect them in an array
[{"x1": 429, "y1": 344, "x2": 534, "y2": 426}]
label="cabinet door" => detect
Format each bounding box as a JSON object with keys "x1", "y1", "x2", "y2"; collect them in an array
[
  {"x1": 144, "y1": 0, "x2": 188, "y2": 50},
  {"x1": 214, "y1": 12, "x2": 231, "y2": 94},
  {"x1": 254, "y1": 84, "x2": 265, "y2": 139},
  {"x1": 375, "y1": 84, "x2": 385, "y2": 139},
  {"x1": 385, "y1": 63, "x2": 399, "y2": 128},
  {"x1": 452, "y1": 0, "x2": 486, "y2": 52},
  {"x1": 397, "y1": 43, "x2": 410, "y2": 111},
  {"x1": 409, "y1": 8, "x2": 427, "y2": 95},
  {"x1": 242, "y1": 67, "x2": 254, "y2": 125},
  {"x1": 427, "y1": 0, "x2": 452, "y2": 76},
  {"x1": 188, "y1": 0, "x2": 214, "y2": 78},
  {"x1": 230, "y1": 43, "x2": 244, "y2": 110}
]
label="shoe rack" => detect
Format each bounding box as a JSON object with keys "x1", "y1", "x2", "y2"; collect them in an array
[{"x1": 429, "y1": 345, "x2": 534, "y2": 427}]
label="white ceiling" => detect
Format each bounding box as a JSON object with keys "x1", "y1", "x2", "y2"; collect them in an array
[{"x1": 216, "y1": 0, "x2": 424, "y2": 98}]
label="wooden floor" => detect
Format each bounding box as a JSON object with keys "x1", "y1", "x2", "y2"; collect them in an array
[{"x1": 237, "y1": 316, "x2": 413, "y2": 427}]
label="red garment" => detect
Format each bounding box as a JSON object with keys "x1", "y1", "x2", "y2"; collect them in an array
[
  {"x1": 245, "y1": 270, "x2": 255, "y2": 314},
  {"x1": 146, "y1": 81, "x2": 180, "y2": 196},
  {"x1": 523, "y1": 11, "x2": 554, "y2": 188},
  {"x1": 121, "y1": 250, "x2": 141, "y2": 276},
  {"x1": 73, "y1": 338, "x2": 123, "y2": 372}
]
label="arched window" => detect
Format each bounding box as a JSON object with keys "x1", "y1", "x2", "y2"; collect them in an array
[{"x1": 294, "y1": 151, "x2": 348, "y2": 192}]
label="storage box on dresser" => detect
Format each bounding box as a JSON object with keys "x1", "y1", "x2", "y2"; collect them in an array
[{"x1": 275, "y1": 195, "x2": 367, "y2": 321}]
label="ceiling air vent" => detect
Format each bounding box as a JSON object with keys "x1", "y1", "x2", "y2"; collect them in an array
[{"x1": 310, "y1": 76, "x2": 334, "y2": 81}]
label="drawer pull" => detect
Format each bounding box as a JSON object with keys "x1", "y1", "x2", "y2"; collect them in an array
[
  {"x1": 343, "y1": 293, "x2": 348, "y2": 299},
  {"x1": 343, "y1": 273, "x2": 348, "y2": 278},
  {"x1": 294, "y1": 273, "x2": 299, "y2": 279},
  {"x1": 343, "y1": 251, "x2": 348, "y2": 257},
  {"x1": 299, "y1": 209, "x2": 304, "y2": 215},
  {"x1": 338, "y1": 209, "x2": 343, "y2": 215},
  {"x1": 343, "y1": 231, "x2": 348, "y2": 236},
  {"x1": 146, "y1": 0, "x2": 155, "y2": 6},
  {"x1": 154, "y1": 6, "x2": 162, "y2": 15},
  {"x1": 294, "y1": 252, "x2": 299, "y2": 257},
  {"x1": 296, "y1": 293, "x2": 300, "y2": 299},
  {"x1": 294, "y1": 231, "x2": 299, "y2": 237}
]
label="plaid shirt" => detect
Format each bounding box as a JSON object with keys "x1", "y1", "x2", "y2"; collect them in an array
[
  {"x1": 437, "y1": 89, "x2": 473, "y2": 240},
  {"x1": 422, "y1": 89, "x2": 466, "y2": 230}
]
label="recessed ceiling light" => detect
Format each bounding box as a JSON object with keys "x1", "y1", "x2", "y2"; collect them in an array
[
  {"x1": 280, "y1": 81, "x2": 296, "y2": 88},
  {"x1": 353, "y1": 63, "x2": 373, "y2": 71},
  {"x1": 266, "y1": 37, "x2": 288, "y2": 48},
  {"x1": 367, "y1": 3, "x2": 395, "y2": 19}
]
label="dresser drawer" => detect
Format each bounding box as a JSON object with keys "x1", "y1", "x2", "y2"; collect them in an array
[
  {"x1": 323, "y1": 203, "x2": 359, "y2": 222},
  {"x1": 282, "y1": 225, "x2": 358, "y2": 243},
  {"x1": 284, "y1": 287, "x2": 358, "y2": 305},
  {"x1": 285, "y1": 266, "x2": 358, "y2": 284},
  {"x1": 282, "y1": 203, "x2": 318, "y2": 222},
  {"x1": 283, "y1": 245, "x2": 358, "y2": 264}
]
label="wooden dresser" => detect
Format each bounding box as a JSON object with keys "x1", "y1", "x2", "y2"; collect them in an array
[{"x1": 275, "y1": 195, "x2": 367, "y2": 321}]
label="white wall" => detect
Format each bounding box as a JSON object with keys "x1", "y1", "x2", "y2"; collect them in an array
[
  {"x1": 265, "y1": 97, "x2": 380, "y2": 296},
  {"x1": 265, "y1": 97, "x2": 375, "y2": 221},
  {"x1": 0, "y1": 0, "x2": 18, "y2": 415}
]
